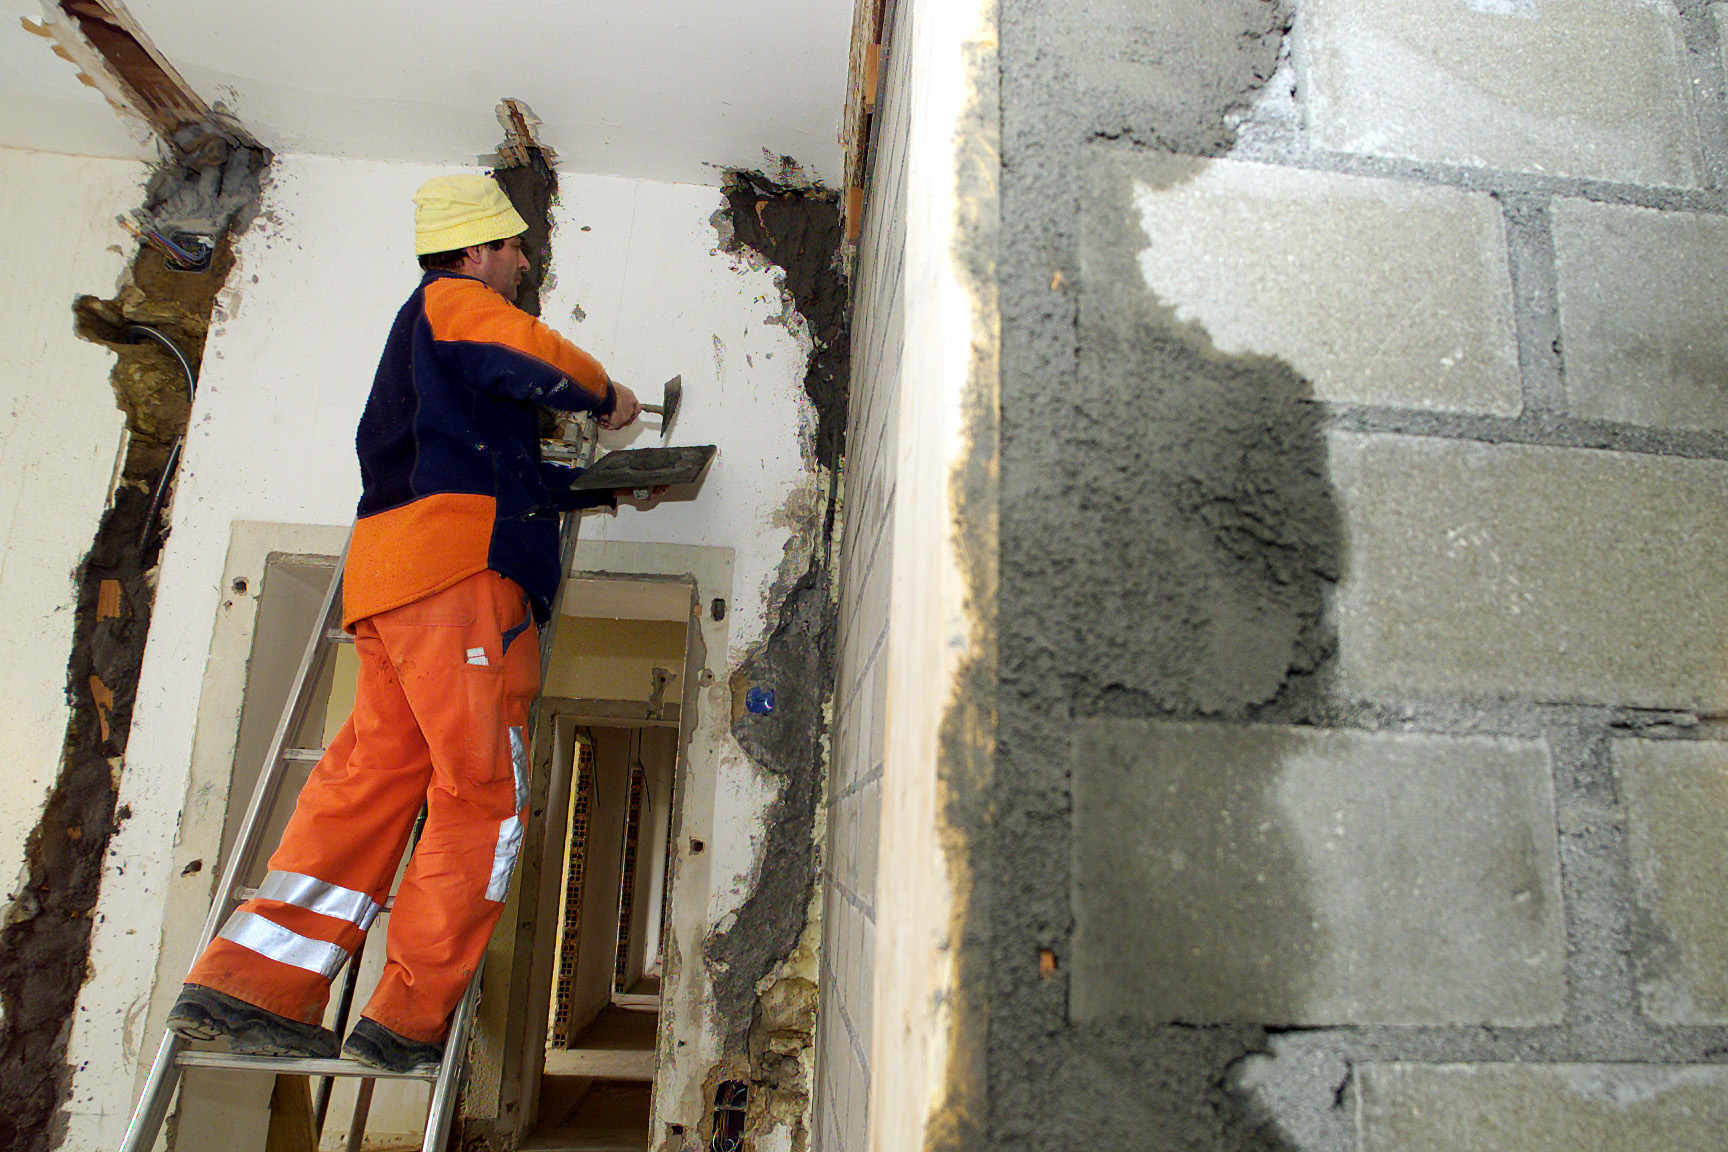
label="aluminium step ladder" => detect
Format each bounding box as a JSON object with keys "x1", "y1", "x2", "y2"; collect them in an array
[{"x1": 118, "y1": 415, "x2": 603, "y2": 1152}]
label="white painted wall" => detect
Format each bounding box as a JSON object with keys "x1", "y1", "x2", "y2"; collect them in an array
[
  {"x1": 0, "y1": 146, "x2": 145, "y2": 913},
  {"x1": 116, "y1": 0, "x2": 852, "y2": 186},
  {"x1": 59, "y1": 153, "x2": 816, "y2": 1148},
  {"x1": 0, "y1": 1, "x2": 156, "y2": 159}
]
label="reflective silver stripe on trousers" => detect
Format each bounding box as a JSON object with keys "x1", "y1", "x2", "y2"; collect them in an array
[
  {"x1": 218, "y1": 911, "x2": 349, "y2": 979},
  {"x1": 484, "y1": 726, "x2": 531, "y2": 902},
  {"x1": 509, "y1": 726, "x2": 529, "y2": 811},
  {"x1": 255, "y1": 870, "x2": 382, "y2": 931}
]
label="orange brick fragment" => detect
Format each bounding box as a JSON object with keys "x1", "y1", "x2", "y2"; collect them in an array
[{"x1": 89, "y1": 675, "x2": 114, "y2": 742}]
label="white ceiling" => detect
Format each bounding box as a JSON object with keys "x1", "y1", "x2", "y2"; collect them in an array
[{"x1": 0, "y1": 0, "x2": 853, "y2": 186}]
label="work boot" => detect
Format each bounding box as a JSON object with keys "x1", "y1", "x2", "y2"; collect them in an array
[
  {"x1": 166, "y1": 984, "x2": 339, "y2": 1058},
  {"x1": 342, "y1": 1016, "x2": 443, "y2": 1073}
]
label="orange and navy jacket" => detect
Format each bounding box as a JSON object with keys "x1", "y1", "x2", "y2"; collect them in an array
[{"x1": 343, "y1": 270, "x2": 617, "y2": 628}]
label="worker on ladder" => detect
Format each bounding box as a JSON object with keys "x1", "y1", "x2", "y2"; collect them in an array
[{"x1": 165, "y1": 174, "x2": 642, "y2": 1072}]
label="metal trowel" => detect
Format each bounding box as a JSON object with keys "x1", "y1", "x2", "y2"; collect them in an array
[{"x1": 570, "y1": 376, "x2": 714, "y2": 495}]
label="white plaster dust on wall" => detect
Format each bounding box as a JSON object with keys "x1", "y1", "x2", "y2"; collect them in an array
[{"x1": 64, "y1": 155, "x2": 818, "y2": 1149}]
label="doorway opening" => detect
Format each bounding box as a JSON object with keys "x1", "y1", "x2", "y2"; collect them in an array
[{"x1": 520, "y1": 580, "x2": 700, "y2": 1152}]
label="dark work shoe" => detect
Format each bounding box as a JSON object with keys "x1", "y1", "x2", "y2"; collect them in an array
[
  {"x1": 166, "y1": 983, "x2": 339, "y2": 1058},
  {"x1": 343, "y1": 1016, "x2": 443, "y2": 1073}
]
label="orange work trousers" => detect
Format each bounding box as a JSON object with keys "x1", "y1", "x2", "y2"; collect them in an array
[{"x1": 187, "y1": 569, "x2": 540, "y2": 1042}]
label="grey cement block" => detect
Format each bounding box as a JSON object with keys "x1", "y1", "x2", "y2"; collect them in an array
[
  {"x1": 1126, "y1": 154, "x2": 1519, "y2": 415},
  {"x1": 1300, "y1": 0, "x2": 1701, "y2": 187},
  {"x1": 1553, "y1": 198, "x2": 1728, "y2": 433},
  {"x1": 1358, "y1": 1063, "x2": 1728, "y2": 1152},
  {"x1": 1332, "y1": 433, "x2": 1728, "y2": 712},
  {"x1": 1071, "y1": 720, "x2": 1563, "y2": 1026},
  {"x1": 1614, "y1": 738, "x2": 1728, "y2": 1023}
]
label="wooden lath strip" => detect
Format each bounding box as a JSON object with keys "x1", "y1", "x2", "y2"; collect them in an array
[
  {"x1": 840, "y1": 0, "x2": 898, "y2": 242},
  {"x1": 50, "y1": 0, "x2": 258, "y2": 153}
]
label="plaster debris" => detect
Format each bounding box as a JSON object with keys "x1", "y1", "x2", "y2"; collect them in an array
[
  {"x1": 704, "y1": 172, "x2": 848, "y2": 1151},
  {"x1": 0, "y1": 486, "x2": 154, "y2": 1152},
  {"x1": 714, "y1": 171, "x2": 849, "y2": 471},
  {"x1": 989, "y1": 2, "x2": 1322, "y2": 1149}
]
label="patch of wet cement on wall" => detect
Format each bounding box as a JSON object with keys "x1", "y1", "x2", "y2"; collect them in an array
[
  {"x1": 707, "y1": 172, "x2": 848, "y2": 1150},
  {"x1": 493, "y1": 153, "x2": 557, "y2": 320},
  {"x1": 989, "y1": 2, "x2": 1330, "y2": 1148},
  {"x1": 715, "y1": 171, "x2": 850, "y2": 474},
  {"x1": 0, "y1": 140, "x2": 265, "y2": 1152}
]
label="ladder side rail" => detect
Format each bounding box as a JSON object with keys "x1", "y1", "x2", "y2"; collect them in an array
[
  {"x1": 532, "y1": 502, "x2": 584, "y2": 725},
  {"x1": 313, "y1": 932, "x2": 369, "y2": 1138},
  {"x1": 192, "y1": 535, "x2": 352, "y2": 952},
  {"x1": 422, "y1": 960, "x2": 485, "y2": 1152},
  {"x1": 119, "y1": 535, "x2": 353, "y2": 1152},
  {"x1": 117, "y1": 1032, "x2": 186, "y2": 1152}
]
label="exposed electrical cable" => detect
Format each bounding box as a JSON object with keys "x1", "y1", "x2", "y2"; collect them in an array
[{"x1": 122, "y1": 324, "x2": 196, "y2": 546}]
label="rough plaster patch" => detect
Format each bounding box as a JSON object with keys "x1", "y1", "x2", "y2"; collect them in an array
[
  {"x1": 1062, "y1": 0, "x2": 1292, "y2": 154},
  {"x1": 1232, "y1": 1034, "x2": 1356, "y2": 1152},
  {"x1": 987, "y1": 0, "x2": 1328, "y2": 1120},
  {"x1": 1055, "y1": 145, "x2": 1341, "y2": 718}
]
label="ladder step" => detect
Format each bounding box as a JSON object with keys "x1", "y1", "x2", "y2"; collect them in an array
[
  {"x1": 326, "y1": 628, "x2": 354, "y2": 644},
  {"x1": 281, "y1": 747, "x2": 325, "y2": 763},
  {"x1": 174, "y1": 1050, "x2": 439, "y2": 1081}
]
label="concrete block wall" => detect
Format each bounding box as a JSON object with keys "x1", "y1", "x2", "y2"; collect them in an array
[
  {"x1": 990, "y1": 1, "x2": 1728, "y2": 1149},
  {"x1": 813, "y1": 2, "x2": 911, "y2": 1146}
]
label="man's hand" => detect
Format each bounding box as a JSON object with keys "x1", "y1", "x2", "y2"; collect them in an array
[{"x1": 601, "y1": 381, "x2": 641, "y2": 430}]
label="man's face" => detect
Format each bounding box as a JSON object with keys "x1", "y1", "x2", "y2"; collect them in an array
[{"x1": 466, "y1": 235, "x2": 530, "y2": 301}]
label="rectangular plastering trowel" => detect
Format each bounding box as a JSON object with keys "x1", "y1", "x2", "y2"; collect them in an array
[{"x1": 560, "y1": 375, "x2": 716, "y2": 497}]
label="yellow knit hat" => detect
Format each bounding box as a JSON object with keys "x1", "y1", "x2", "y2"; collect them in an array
[{"x1": 413, "y1": 174, "x2": 529, "y2": 256}]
